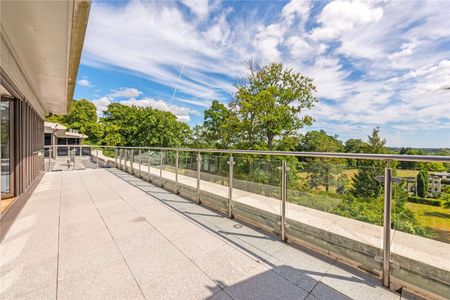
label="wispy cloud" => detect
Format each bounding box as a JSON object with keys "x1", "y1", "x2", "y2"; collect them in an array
[{"x1": 81, "y1": 0, "x2": 450, "y2": 146}]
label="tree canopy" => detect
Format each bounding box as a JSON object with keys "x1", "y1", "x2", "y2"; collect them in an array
[
  {"x1": 101, "y1": 103, "x2": 190, "y2": 147},
  {"x1": 46, "y1": 99, "x2": 103, "y2": 143},
  {"x1": 230, "y1": 62, "x2": 317, "y2": 150},
  {"x1": 351, "y1": 128, "x2": 387, "y2": 198}
]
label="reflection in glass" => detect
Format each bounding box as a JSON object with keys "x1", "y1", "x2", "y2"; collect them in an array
[{"x1": 1, "y1": 101, "x2": 11, "y2": 195}]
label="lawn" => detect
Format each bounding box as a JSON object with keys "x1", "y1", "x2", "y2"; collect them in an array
[
  {"x1": 405, "y1": 202, "x2": 450, "y2": 243},
  {"x1": 397, "y1": 169, "x2": 419, "y2": 178}
]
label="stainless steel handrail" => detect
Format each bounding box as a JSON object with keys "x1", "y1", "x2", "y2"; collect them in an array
[
  {"x1": 43, "y1": 143, "x2": 450, "y2": 290},
  {"x1": 44, "y1": 145, "x2": 450, "y2": 163}
]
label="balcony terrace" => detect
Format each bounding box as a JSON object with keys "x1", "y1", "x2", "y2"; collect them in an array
[
  {"x1": 1, "y1": 146, "x2": 449, "y2": 299},
  {"x1": 1, "y1": 168, "x2": 403, "y2": 300}
]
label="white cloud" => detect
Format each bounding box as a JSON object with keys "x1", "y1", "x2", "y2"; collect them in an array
[
  {"x1": 92, "y1": 96, "x2": 111, "y2": 115},
  {"x1": 110, "y1": 88, "x2": 143, "y2": 98},
  {"x1": 311, "y1": 1, "x2": 383, "y2": 41},
  {"x1": 180, "y1": 0, "x2": 209, "y2": 19},
  {"x1": 77, "y1": 79, "x2": 94, "y2": 87},
  {"x1": 81, "y1": 0, "x2": 450, "y2": 146},
  {"x1": 92, "y1": 86, "x2": 198, "y2": 122},
  {"x1": 282, "y1": 0, "x2": 311, "y2": 25}
]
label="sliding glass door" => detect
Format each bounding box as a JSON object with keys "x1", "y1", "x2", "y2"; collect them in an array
[{"x1": 1, "y1": 98, "x2": 14, "y2": 198}]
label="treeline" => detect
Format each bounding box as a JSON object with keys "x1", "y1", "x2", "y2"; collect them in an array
[{"x1": 47, "y1": 62, "x2": 449, "y2": 239}]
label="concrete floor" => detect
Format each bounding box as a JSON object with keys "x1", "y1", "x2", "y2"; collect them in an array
[{"x1": 0, "y1": 169, "x2": 402, "y2": 300}]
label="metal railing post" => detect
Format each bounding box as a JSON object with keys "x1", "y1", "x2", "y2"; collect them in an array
[
  {"x1": 139, "y1": 149, "x2": 142, "y2": 178},
  {"x1": 228, "y1": 156, "x2": 235, "y2": 219},
  {"x1": 160, "y1": 151, "x2": 164, "y2": 187},
  {"x1": 281, "y1": 160, "x2": 287, "y2": 242},
  {"x1": 125, "y1": 149, "x2": 129, "y2": 173},
  {"x1": 130, "y1": 149, "x2": 134, "y2": 175},
  {"x1": 196, "y1": 152, "x2": 201, "y2": 204},
  {"x1": 175, "y1": 151, "x2": 179, "y2": 194},
  {"x1": 118, "y1": 149, "x2": 122, "y2": 170},
  {"x1": 383, "y1": 167, "x2": 392, "y2": 288},
  {"x1": 73, "y1": 147, "x2": 76, "y2": 170},
  {"x1": 48, "y1": 148, "x2": 52, "y2": 171},
  {"x1": 115, "y1": 148, "x2": 118, "y2": 168},
  {"x1": 148, "y1": 150, "x2": 151, "y2": 182}
]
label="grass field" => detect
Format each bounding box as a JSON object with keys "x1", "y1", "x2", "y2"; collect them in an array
[
  {"x1": 397, "y1": 169, "x2": 419, "y2": 177},
  {"x1": 405, "y1": 202, "x2": 450, "y2": 243}
]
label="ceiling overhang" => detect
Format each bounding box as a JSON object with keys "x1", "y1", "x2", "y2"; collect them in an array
[{"x1": 0, "y1": 0, "x2": 91, "y2": 116}]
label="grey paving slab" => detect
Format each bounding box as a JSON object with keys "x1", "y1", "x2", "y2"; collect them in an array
[
  {"x1": 188, "y1": 245, "x2": 272, "y2": 288},
  {"x1": 0, "y1": 257, "x2": 57, "y2": 299},
  {"x1": 12, "y1": 284, "x2": 56, "y2": 300},
  {"x1": 270, "y1": 245, "x2": 336, "y2": 292},
  {"x1": 308, "y1": 282, "x2": 352, "y2": 300},
  {"x1": 116, "y1": 231, "x2": 220, "y2": 299},
  {"x1": 209, "y1": 290, "x2": 234, "y2": 300},
  {"x1": 1, "y1": 169, "x2": 403, "y2": 300},
  {"x1": 318, "y1": 261, "x2": 400, "y2": 300},
  {"x1": 223, "y1": 264, "x2": 309, "y2": 300},
  {"x1": 57, "y1": 259, "x2": 145, "y2": 300},
  {"x1": 58, "y1": 240, "x2": 123, "y2": 281}
]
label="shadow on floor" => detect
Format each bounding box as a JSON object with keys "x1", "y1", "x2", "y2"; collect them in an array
[
  {"x1": 206, "y1": 265, "x2": 353, "y2": 300},
  {"x1": 108, "y1": 169, "x2": 392, "y2": 299}
]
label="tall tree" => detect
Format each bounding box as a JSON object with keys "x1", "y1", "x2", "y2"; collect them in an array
[
  {"x1": 416, "y1": 169, "x2": 429, "y2": 198},
  {"x1": 191, "y1": 100, "x2": 237, "y2": 148},
  {"x1": 230, "y1": 62, "x2": 317, "y2": 150},
  {"x1": 352, "y1": 128, "x2": 387, "y2": 198},
  {"x1": 298, "y1": 130, "x2": 344, "y2": 192},
  {"x1": 344, "y1": 138, "x2": 368, "y2": 166}
]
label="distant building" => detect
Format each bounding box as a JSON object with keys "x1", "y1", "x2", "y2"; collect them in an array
[
  {"x1": 430, "y1": 172, "x2": 450, "y2": 179},
  {"x1": 44, "y1": 122, "x2": 87, "y2": 146}
]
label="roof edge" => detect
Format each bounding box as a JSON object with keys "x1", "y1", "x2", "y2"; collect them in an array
[{"x1": 66, "y1": 0, "x2": 91, "y2": 114}]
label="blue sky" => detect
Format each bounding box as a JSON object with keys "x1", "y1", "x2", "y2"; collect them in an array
[{"x1": 73, "y1": 0, "x2": 450, "y2": 148}]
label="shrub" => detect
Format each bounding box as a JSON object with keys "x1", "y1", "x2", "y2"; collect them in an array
[
  {"x1": 407, "y1": 196, "x2": 441, "y2": 207},
  {"x1": 416, "y1": 169, "x2": 429, "y2": 198}
]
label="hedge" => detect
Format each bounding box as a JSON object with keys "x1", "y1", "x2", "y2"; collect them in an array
[{"x1": 407, "y1": 196, "x2": 441, "y2": 207}]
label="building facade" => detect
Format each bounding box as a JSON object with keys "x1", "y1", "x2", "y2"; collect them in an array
[{"x1": 0, "y1": 1, "x2": 90, "y2": 217}]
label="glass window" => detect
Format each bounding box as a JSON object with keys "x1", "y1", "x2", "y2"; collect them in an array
[{"x1": 1, "y1": 100, "x2": 11, "y2": 195}]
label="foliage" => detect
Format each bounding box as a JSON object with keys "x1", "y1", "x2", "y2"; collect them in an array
[
  {"x1": 230, "y1": 62, "x2": 317, "y2": 150},
  {"x1": 420, "y1": 162, "x2": 446, "y2": 172},
  {"x1": 344, "y1": 138, "x2": 368, "y2": 166},
  {"x1": 416, "y1": 169, "x2": 429, "y2": 198},
  {"x1": 397, "y1": 148, "x2": 424, "y2": 169},
  {"x1": 408, "y1": 196, "x2": 442, "y2": 207},
  {"x1": 333, "y1": 184, "x2": 430, "y2": 237},
  {"x1": 101, "y1": 103, "x2": 190, "y2": 147},
  {"x1": 297, "y1": 130, "x2": 345, "y2": 192},
  {"x1": 351, "y1": 128, "x2": 386, "y2": 198},
  {"x1": 189, "y1": 100, "x2": 237, "y2": 148},
  {"x1": 46, "y1": 99, "x2": 103, "y2": 143}
]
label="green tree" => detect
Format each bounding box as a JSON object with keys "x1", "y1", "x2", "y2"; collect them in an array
[
  {"x1": 190, "y1": 100, "x2": 238, "y2": 148},
  {"x1": 416, "y1": 169, "x2": 429, "y2": 198},
  {"x1": 398, "y1": 148, "x2": 424, "y2": 169},
  {"x1": 230, "y1": 62, "x2": 317, "y2": 150},
  {"x1": 298, "y1": 130, "x2": 344, "y2": 192},
  {"x1": 46, "y1": 99, "x2": 103, "y2": 143},
  {"x1": 101, "y1": 103, "x2": 190, "y2": 147},
  {"x1": 352, "y1": 128, "x2": 386, "y2": 198},
  {"x1": 344, "y1": 138, "x2": 368, "y2": 166}
]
